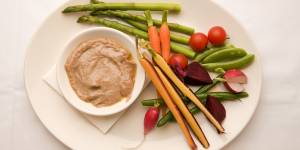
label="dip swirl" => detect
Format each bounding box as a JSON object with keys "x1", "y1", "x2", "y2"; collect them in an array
[{"x1": 65, "y1": 38, "x2": 136, "y2": 107}]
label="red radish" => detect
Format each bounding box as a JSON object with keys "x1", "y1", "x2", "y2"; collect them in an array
[
  {"x1": 224, "y1": 69, "x2": 247, "y2": 84},
  {"x1": 224, "y1": 82, "x2": 244, "y2": 93},
  {"x1": 223, "y1": 69, "x2": 247, "y2": 93},
  {"x1": 206, "y1": 96, "x2": 226, "y2": 123},
  {"x1": 144, "y1": 107, "x2": 160, "y2": 135}
]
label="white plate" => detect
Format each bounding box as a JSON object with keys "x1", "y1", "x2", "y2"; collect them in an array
[{"x1": 24, "y1": 0, "x2": 262, "y2": 149}]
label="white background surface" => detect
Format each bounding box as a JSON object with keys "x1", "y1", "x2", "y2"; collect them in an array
[{"x1": 1, "y1": 0, "x2": 300, "y2": 149}]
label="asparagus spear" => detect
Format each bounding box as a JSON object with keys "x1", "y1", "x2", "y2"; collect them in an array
[
  {"x1": 63, "y1": 3, "x2": 181, "y2": 13},
  {"x1": 77, "y1": 15, "x2": 196, "y2": 58},
  {"x1": 91, "y1": 10, "x2": 194, "y2": 35},
  {"x1": 90, "y1": 0, "x2": 103, "y2": 4},
  {"x1": 125, "y1": 19, "x2": 189, "y2": 45},
  {"x1": 156, "y1": 92, "x2": 249, "y2": 127},
  {"x1": 141, "y1": 92, "x2": 249, "y2": 107}
]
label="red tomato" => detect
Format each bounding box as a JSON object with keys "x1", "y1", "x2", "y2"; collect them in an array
[
  {"x1": 189, "y1": 33, "x2": 208, "y2": 52},
  {"x1": 208, "y1": 26, "x2": 227, "y2": 46},
  {"x1": 168, "y1": 53, "x2": 188, "y2": 69}
]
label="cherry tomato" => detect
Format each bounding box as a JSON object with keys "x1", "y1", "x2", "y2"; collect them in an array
[
  {"x1": 168, "y1": 53, "x2": 188, "y2": 69},
  {"x1": 189, "y1": 33, "x2": 208, "y2": 52},
  {"x1": 208, "y1": 26, "x2": 227, "y2": 46}
]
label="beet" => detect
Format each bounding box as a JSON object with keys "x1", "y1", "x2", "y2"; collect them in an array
[
  {"x1": 184, "y1": 62, "x2": 212, "y2": 85},
  {"x1": 206, "y1": 96, "x2": 226, "y2": 123},
  {"x1": 171, "y1": 63, "x2": 187, "y2": 81}
]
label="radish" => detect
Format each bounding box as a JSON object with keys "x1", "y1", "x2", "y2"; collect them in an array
[
  {"x1": 223, "y1": 69, "x2": 247, "y2": 93},
  {"x1": 224, "y1": 69, "x2": 247, "y2": 84},
  {"x1": 123, "y1": 107, "x2": 159, "y2": 149},
  {"x1": 224, "y1": 82, "x2": 245, "y2": 93},
  {"x1": 144, "y1": 107, "x2": 160, "y2": 135}
]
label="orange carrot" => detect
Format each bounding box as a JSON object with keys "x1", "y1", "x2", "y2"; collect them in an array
[
  {"x1": 139, "y1": 57, "x2": 197, "y2": 150},
  {"x1": 144, "y1": 10, "x2": 161, "y2": 54},
  {"x1": 160, "y1": 10, "x2": 171, "y2": 62}
]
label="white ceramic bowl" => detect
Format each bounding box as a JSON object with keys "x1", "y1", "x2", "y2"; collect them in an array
[{"x1": 57, "y1": 27, "x2": 145, "y2": 116}]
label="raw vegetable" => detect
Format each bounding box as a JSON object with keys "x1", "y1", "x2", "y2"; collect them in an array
[
  {"x1": 156, "y1": 92, "x2": 248, "y2": 126},
  {"x1": 202, "y1": 54, "x2": 255, "y2": 72},
  {"x1": 147, "y1": 47, "x2": 225, "y2": 133},
  {"x1": 144, "y1": 107, "x2": 160, "y2": 134},
  {"x1": 224, "y1": 82, "x2": 244, "y2": 93},
  {"x1": 137, "y1": 43, "x2": 197, "y2": 150},
  {"x1": 159, "y1": 10, "x2": 171, "y2": 62},
  {"x1": 189, "y1": 33, "x2": 208, "y2": 52},
  {"x1": 202, "y1": 48, "x2": 247, "y2": 63},
  {"x1": 78, "y1": 16, "x2": 196, "y2": 58},
  {"x1": 168, "y1": 54, "x2": 188, "y2": 69},
  {"x1": 90, "y1": 0, "x2": 103, "y2": 4},
  {"x1": 155, "y1": 66, "x2": 209, "y2": 148},
  {"x1": 145, "y1": 10, "x2": 161, "y2": 54},
  {"x1": 195, "y1": 73, "x2": 224, "y2": 94},
  {"x1": 194, "y1": 44, "x2": 235, "y2": 62},
  {"x1": 63, "y1": 3, "x2": 181, "y2": 13},
  {"x1": 125, "y1": 19, "x2": 189, "y2": 45},
  {"x1": 141, "y1": 92, "x2": 249, "y2": 107},
  {"x1": 184, "y1": 62, "x2": 212, "y2": 85},
  {"x1": 223, "y1": 69, "x2": 247, "y2": 93},
  {"x1": 91, "y1": 10, "x2": 194, "y2": 35},
  {"x1": 208, "y1": 26, "x2": 227, "y2": 46},
  {"x1": 223, "y1": 69, "x2": 247, "y2": 83},
  {"x1": 206, "y1": 96, "x2": 226, "y2": 123}
]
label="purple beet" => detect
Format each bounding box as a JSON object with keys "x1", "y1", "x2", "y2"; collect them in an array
[
  {"x1": 184, "y1": 62, "x2": 212, "y2": 85},
  {"x1": 171, "y1": 63, "x2": 187, "y2": 81},
  {"x1": 206, "y1": 96, "x2": 226, "y2": 123}
]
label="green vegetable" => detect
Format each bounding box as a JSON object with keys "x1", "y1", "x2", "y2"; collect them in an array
[
  {"x1": 202, "y1": 54, "x2": 255, "y2": 71},
  {"x1": 156, "y1": 92, "x2": 248, "y2": 126},
  {"x1": 90, "y1": 0, "x2": 103, "y2": 4},
  {"x1": 202, "y1": 48, "x2": 247, "y2": 63},
  {"x1": 194, "y1": 44, "x2": 234, "y2": 62},
  {"x1": 195, "y1": 73, "x2": 224, "y2": 94},
  {"x1": 63, "y1": 3, "x2": 181, "y2": 13},
  {"x1": 142, "y1": 91, "x2": 248, "y2": 107},
  {"x1": 91, "y1": 10, "x2": 194, "y2": 35},
  {"x1": 125, "y1": 19, "x2": 189, "y2": 45},
  {"x1": 77, "y1": 16, "x2": 196, "y2": 58}
]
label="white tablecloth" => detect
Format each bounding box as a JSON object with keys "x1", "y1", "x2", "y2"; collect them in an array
[{"x1": 1, "y1": 0, "x2": 299, "y2": 149}]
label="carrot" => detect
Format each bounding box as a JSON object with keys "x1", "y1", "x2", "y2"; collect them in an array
[
  {"x1": 155, "y1": 66, "x2": 209, "y2": 148},
  {"x1": 144, "y1": 10, "x2": 161, "y2": 54},
  {"x1": 160, "y1": 10, "x2": 171, "y2": 62},
  {"x1": 139, "y1": 56, "x2": 197, "y2": 150}
]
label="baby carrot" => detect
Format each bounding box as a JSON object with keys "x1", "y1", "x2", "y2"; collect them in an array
[
  {"x1": 160, "y1": 10, "x2": 171, "y2": 62},
  {"x1": 145, "y1": 10, "x2": 161, "y2": 54}
]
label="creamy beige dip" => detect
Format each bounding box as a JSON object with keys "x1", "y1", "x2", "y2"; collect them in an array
[{"x1": 65, "y1": 38, "x2": 136, "y2": 107}]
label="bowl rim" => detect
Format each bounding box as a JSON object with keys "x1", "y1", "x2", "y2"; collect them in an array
[{"x1": 56, "y1": 27, "x2": 146, "y2": 116}]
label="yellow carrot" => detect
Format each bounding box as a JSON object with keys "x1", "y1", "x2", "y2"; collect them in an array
[
  {"x1": 139, "y1": 57, "x2": 197, "y2": 150},
  {"x1": 148, "y1": 48, "x2": 225, "y2": 133}
]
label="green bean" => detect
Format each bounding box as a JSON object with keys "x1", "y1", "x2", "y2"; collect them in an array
[
  {"x1": 194, "y1": 44, "x2": 234, "y2": 62},
  {"x1": 156, "y1": 92, "x2": 248, "y2": 126},
  {"x1": 195, "y1": 73, "x2": 224, "y2": 94},
  {"x1": 202, "y1": 54, "x2": 255, "y2": 72},
  {"x1": 202, "y1": 48, "x2": 247, "y2": 63},
  {"x1": 142, "y1": 91, "x2": 248, "y2": 107}
]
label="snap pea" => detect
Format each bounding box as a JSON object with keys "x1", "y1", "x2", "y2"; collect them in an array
[
  {"x1": 202, "y1": 48, "x2": 247, "y2": 63},
  {"x1": 202, "y1": 54, "x2": 255, "y2": 72},
  {"x1": 156, "y1": 92, "x2": 249, "y2": 126},
  {"x1": 194, "y1": 44, "x2": 234, "y2": 62}
]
